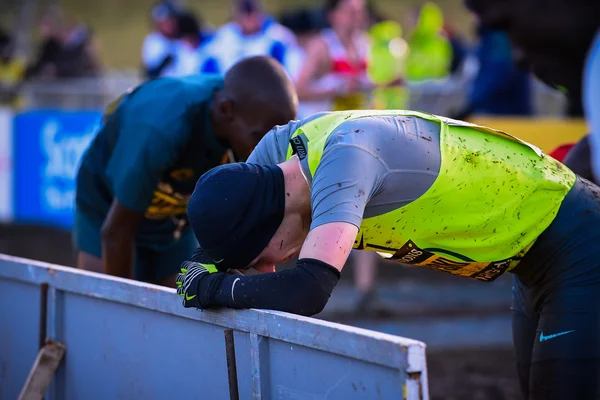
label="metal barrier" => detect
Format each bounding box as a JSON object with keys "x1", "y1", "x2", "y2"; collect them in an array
[{"x1": 0, "y1": 254, "x2": 428, "y2": 400}]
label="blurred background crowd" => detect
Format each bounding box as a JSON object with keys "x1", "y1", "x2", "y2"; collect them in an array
[{"x1": 0, "y1": 0, "x2": 568, "y2": 117}]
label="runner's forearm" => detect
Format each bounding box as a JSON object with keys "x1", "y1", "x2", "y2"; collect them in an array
[{"x1": 200, "y1": 259, "x2": 340, "y2": 316}]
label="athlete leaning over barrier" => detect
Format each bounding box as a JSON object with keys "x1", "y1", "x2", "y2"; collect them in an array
[{"x1": 177, "y1": 110, "x2": 600, "y2": 399}]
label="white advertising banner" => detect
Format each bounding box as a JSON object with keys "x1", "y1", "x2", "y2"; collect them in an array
[{"x1": 0, "y1": 108, "x2": 12, "y2": 222}]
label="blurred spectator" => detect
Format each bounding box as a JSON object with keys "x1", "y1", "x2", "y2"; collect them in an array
[
  {"x1": 203, "y1": 0, "x2": 297, "y2": 75},
  {"x1": 442, "y1": 23, "x2": 468, "y2": 75},
  {"x1": 465, "y1": 0, "x2": 597, "y2": 118},
  {"x1": 142, "y1": 1, "x2": 181, "y2": 80},
  {"x1": 279, "y1": 8, "x2": 327, "y2": 81},
  {"x1": 162, "y1": 12, "x2": 218, "y2": 77},
  {"x1": 367, "y1": 19, "x2": 409, "y2": 109},
  {"x1": 55, "y1": 23, "x2": 102, "y2": 78},
  {"x1": 460, "y1": 21, "x2": 532, "y2": 117},
  {"x1": 405, "y1": 2, "x2": 452, "y2": 81},
  {"x1": 0, "y1": 29, "x2": 26, "y2": 107},
  {"x1": 295, "y1": 0, "x2": 373, "y2": 117},
  {"x1": 26, "y1": 9, "x2": 102, "y2": 79},
  {"x1": 25, "y1": 9, "x2": 64, "y2": 79},
  {"x1": 465, "y1": 0, "x2": 599, "y2": 183}
]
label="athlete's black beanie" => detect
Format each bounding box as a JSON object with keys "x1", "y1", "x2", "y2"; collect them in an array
[{"x1": 187, "y1": 163, "x2": 286, "y2": 271}]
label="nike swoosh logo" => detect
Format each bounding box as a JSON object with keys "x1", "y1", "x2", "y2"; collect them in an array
[
  {"x1": 185, "y1": 294, "x2": 196, "y2": 301},
  {"x1": 214, "y1": 258, "x2": 224, "y2": 264},
  {"x1": 231, "y1": 278, "x2": 240, "y2": 302},
  {"x1": 539, "y1": 330, "x2": 575, "y2": 342}
]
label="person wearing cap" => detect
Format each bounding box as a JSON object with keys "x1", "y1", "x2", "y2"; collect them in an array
[
  {"x1": 74, "y1": 56, "x2": 297, "y2": 287},
  {"x1": 177, "y1": 109, "x2": 600, "y2": 398},
  {"x1": 142, "y1": 1, "x2": 181, "y2": 80},
  {"x1": 201, "y1": 0, "x2": 298, "y2": 76}
]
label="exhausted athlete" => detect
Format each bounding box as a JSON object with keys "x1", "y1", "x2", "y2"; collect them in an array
[
  {"x1": 74, "y1": 56, "x2": 297, "y2": 287},
  {"x1": 178, "y1": 110, "x2": 600, "y2": 399}
]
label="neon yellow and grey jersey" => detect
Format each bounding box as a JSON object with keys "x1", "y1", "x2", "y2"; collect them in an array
[{"x1": 248, "y1": 110, "x2": 576, "y2": 281}]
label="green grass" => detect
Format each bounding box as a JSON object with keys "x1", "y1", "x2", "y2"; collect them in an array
[{"x1": 55, "y1": 0, "x2": 472, "y2": 69}]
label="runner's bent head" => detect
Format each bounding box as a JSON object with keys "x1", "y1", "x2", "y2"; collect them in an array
[
  {"x1": 211, "y1": 56, "x2": 298, "y2": 160},
  {"x1": 187, "y1": 162, "x2": 287, "y2": 271}
]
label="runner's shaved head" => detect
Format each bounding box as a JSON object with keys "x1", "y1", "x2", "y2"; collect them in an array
[
  {"x1": 224, "y1": 55, "x2": 298, "y2": 123},
  {"x1": 211, "y1": 56, "x2": 298, "y2": 160}
]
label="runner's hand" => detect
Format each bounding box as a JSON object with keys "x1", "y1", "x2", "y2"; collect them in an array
[{"x1": 176, "y1": 261, "x2": 219, "y2": 309}]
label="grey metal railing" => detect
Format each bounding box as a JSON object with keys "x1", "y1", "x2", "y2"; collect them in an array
[{"x1": 0, "y1": 254, "x2": 429, "y2": 400}]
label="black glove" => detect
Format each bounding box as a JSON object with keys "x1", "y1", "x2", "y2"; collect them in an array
[{"x1": 176, "y1": 261, "x2": 222, "y2": 309}]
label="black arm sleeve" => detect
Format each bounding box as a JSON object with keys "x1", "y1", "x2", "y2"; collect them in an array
[{"x1": 200, "y1": 258, "x2": 341, "y2": 316}]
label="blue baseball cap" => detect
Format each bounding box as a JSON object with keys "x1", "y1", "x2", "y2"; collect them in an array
[{"x1": 187, "y1": 163, "x2": 286, "y2": 271}]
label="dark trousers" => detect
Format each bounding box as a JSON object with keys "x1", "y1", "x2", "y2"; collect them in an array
[{"x1": 511, "y1": 177, "x2": 600, "y2": 399}]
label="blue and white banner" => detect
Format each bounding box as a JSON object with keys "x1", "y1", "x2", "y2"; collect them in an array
[{"x1": 13, "y1": 110, "x2": 102, "y2": 229}]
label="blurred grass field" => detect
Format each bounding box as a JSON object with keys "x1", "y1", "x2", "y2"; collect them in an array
[{"x1": 51, "y1": 0, "x2": 473, "y2": 69}]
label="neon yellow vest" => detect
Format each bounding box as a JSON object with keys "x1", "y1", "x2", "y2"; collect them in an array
[{"x1": 285, "y1": 111, "x2": 576, "y2": 281}]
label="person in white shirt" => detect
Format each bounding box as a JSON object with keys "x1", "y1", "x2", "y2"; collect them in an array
[
  {"x1": 203, "y1": 0, "x2": 298, "y2": 75},
  {"x1": 163, "y1": 12, "x2": 218, "y2": 77}
]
